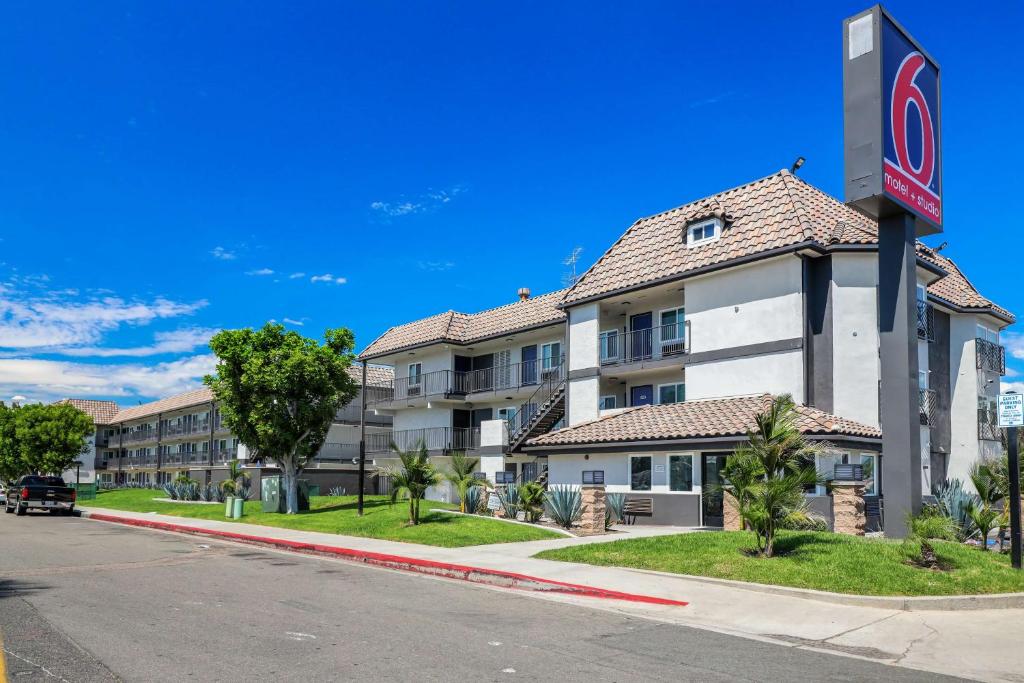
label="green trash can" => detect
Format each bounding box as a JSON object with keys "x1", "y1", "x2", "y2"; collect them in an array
[
  {"x1": 232, "y1": 496, "x2": 244, "y2": 519},
  {"x1": 297, "y1": 479, "x2": 311, "y2": 512},
  {"x1": 307, "y1": 484, "x2": 320, "y2": 499},
  {"x1": 225, "y1": 496, "x2": 235, "y2": 518}
]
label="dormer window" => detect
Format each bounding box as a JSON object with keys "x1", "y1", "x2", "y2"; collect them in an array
[{"x1": 686, "y1": 218, "x2": 722, "y2": 246}]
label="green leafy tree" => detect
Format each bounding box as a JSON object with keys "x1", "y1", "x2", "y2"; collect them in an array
[
  {"x1": 15, "y1": 403, "x2": 94, "y2": 476},
  {"x1": 381, "y1": 441, "x2": 441, "y2": 525},
  {"x1": 205, "y1": 323, "x2": 358, "y2": 514},
  {"x1": 0, "y1": 403, "x2": 25, "y2": 485},
  {"x1": 720, "y1": 395, "x2": 823, "y2": 558},
  {"x1": 444, "y1": 452, "x2": 486, "y2": 513}
]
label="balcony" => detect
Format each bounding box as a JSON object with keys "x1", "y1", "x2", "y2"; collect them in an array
[
  {"x1": 122, "y1": 429, "x2": 158, "y2": 445},
  {"x1": 600, "y1": 322, "x2": 690, "y2": 366},
  {"x1": 212, "y1": 446, "x2": 239, "y2": 465},
  {"x1": 978, "y1": 418, "x2": 1001, "y2": 442},
  {"x1": 976, "y1": 338, "x2": 1006, "y2": 375},
  {"x1": 916, "y1": 302, "x2": 935, "y2": 342},
  {"x1": 125, "y1": 455, "x2": 158, "y2": 469},
  {"x1": 162, "y1": 420, "x2": 211, "y2": 440},
  {"x1": 919, "y1": 389, "x2": 938, "y2": 426},
  {"x1": 366, "y1": 427, "x2": 479, "y2": 454},
  {"x1": 367, "y1": 359, "x2": 565, "y2": 407},
  {"x1": 316, "y1": 442, "x2": 361, "y2": 462}
]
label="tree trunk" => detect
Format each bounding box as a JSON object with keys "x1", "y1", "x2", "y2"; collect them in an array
[
  {"x1": 282, "y1": 459, "x2": 299, "y2": 515},
  {"x1": 408, "y1": 497, "x2": 415, "y2": 525}
]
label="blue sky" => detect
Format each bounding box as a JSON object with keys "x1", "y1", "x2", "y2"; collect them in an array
[{"x1": 0, "y1": 1, "x2": 1020, "y2": 404}]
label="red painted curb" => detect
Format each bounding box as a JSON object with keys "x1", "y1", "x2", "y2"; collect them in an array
[{"x1": 85, "y1": 512, "x2": 687, "y2": 607}]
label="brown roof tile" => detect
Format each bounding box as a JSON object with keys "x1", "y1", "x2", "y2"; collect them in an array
[
  {"x1": 55, "y1": 399, "x2": 121, "y2": 425},
  {"x1": 360, "y1": 289, "x2": 568, "y2": 359},
  {"x1": 526, "y1": 394, "x2": 881, "y2": 448},
  {"x1": 562, "y1": 169, "x2": 1011, "y2": 322}
]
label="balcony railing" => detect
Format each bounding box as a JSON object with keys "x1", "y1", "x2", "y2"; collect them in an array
[
  {"x1": 122, "y1": 429, "x2": 158, "y2": 444},
  {"x1": 162, "y1": 420, "x2": 211, "y2": 439},
  {"x1": 368, "y1": 359, "x2": 566, "y2": 406},
  {"x1": 916, "y1": 302, "x2": 934, "y2": 342},
  {"x1": 316, "y1": 442, "x2": 361, "y2": 462},
  {"x1": 455, "y1": 357, "x2": 565, "y2": 395},
  {"x1": 978, "y1": 417, "x2": 1001, "y2": 442},
  {"x1": 212, "y1": 446, "x2": 238, "y2": 465},
  {"x1": 919, "y1": 389, "x2": 938, "y2": 426},
  {"x1": 125, "y1": 455, "x2": 159, "y2": 469},
  {"x1": 976, "y1": 338, "x2": 1006, "y2": 376},
  {"x1": 366, "y1": 427, "x2": 478, "y2": 454},
  {"x1": 600, "y1": 322, "x2": 690, "y2": 365}
]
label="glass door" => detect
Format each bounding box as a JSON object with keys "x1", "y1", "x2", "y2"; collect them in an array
[{"x1": 701, "y1": 453, "x2": 729, "y2": 527}]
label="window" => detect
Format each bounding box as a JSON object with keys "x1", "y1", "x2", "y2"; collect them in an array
[
  {"x1": 976, "y1": 324, "x2": 999, "y2": 344},
  {"x1": 859, "y1": 453, "x2": 878, "y2": 495},
  {"x1": 408, "y1": 362, "x2": 423, "y2": 384},
  {"x1": 541, "y1": 342, "x2": 562, "y2": 370},
  {"x1": 918, "y1": 370, "x2": 928, "y2": 390},
  {"x1": 686, "y1": 218, "x2": 722, "y2": 246},
  {"x1": 599, "y1": 330, "x2": 620, "y2": 363},
  {"x1": 659, "y1": 308, "x2": 686, "y2": 341},
  {"x1": 599, "y1": 395, "x2": 616, "y2": 410},
  {"x1": 658, "y1": 383, "x2": 685, "y2": 405},
  {"x1": 669, "y1": 455, "x2": 693, "y2": 491},
  {"x1": 630, "y1": 456, "x2": 652, "y2": 491}
]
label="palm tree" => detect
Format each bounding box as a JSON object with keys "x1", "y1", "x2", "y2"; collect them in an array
[
  {"x1": 381, "y1": 440, "x2": 442, "y2": 525},
  {"x1": 518, "y1": 481, "x2": 546, "y2": 523},
  {"x1": 444, "y1": 451, "x2": 485, "y2": 513},
  {"x1": 720, "y1": 395, "x2": 823, "y2": 558},
  {"x1": 968, "y1": 462, "x2": 1003, "y2": 550}
]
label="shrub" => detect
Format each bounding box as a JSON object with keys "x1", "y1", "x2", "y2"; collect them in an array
[
  {"x1": 235, "y1": 479, "x2": 252, "y2": 501},
  {"x1": 328, "y1": 486, "x2": 347, "y2": 497},
  {"x1": 933, "y1": 478, "x2": 979, "y2": 542},
  {"x1": 162, "y1": 483, "x2": 177, "y2": 500},
  {"x1": 497, "y1": 484, "x2": 521, "y2": 519},
  {"x1": 545, "y1": 485, "x2": 582, "y2": 529},
  {"x1": 605, "y1": 492, "x2": 625, "y2": 529},
  {"x1": 910, "y1": 505, "x2": 958, "y2": 541},
  {"x1": 518, "y1": 481, "x2": 546, "y2": 523},
  {"x1": 779, "y1": 513, "x2": 829, "y2": 532},
  {"x1": 462, "y1": 485, "x2": 483, "y2": 515}
]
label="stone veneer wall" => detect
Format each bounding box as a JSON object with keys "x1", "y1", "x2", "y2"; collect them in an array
[
  {"x1": 723, "y1": 493, "x2": 742, "y2": 531},
  {"x1": 831, "y1": 481, "x2": 866, "y2": 536},
  {"x1": 579, "y1": 485, "x2": 606, "y2": 535}
]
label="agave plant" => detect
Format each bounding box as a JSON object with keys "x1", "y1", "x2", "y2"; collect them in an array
[
  {"x1": 497, "y1": 483, "x2": 521, "y2": 519},
  {"x1": 235, "y1": 479, "x2": 252, "y2": 501},
  {"x1": 605, "y1": 492, "x2": 625, "y2": 529},
  {"x1": 328, "y1": 486, "x2": 347, "y2": 497},
  {"x1": 545, "y1": 485, "x2": 582, "y2": 529},
  {"x1": 199, "y1": 484, "x2": 212, "y2": 502},
  {"x1": 162, "y1": 483, "x2": 177, "y2": 500},
  {"x1": 462, "y1": 484, "x2": 483, "y2": 515},
  {"x1": 933, "y1": 478, "x2": 979, "y2": 542}
]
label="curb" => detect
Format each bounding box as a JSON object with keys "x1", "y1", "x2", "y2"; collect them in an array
[
  {"x1": 81, "y1": 511, "x2": 687, "y2": 608},
  {"x1": 623, "y1": 567, "x2": 1024, "y2": 611}
]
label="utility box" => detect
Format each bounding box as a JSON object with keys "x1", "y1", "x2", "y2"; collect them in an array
[
  {"x1": 261, "y1": 476, "x2": 285, "y2": 513},
  {"x1": 260, "y1": 476, "x2": 311, "y2": 512}
]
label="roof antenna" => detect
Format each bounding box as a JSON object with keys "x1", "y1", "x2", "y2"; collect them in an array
[
  {"x1": 934, "y1": 241, "x2": 949, "y2": 252},
  {"x1": 790, "y1": 156, "x2": 806, "y2": 174},
  {"x1": 561, "y1": 246, "x2": 583, "y2": 287}
]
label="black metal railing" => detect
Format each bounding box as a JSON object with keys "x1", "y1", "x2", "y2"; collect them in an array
[
  {"x1": 600, "y1": 321, "x2": 690, "y2": 365},
  {"x1": 161, "y1": 420, "x2": 211, "y2": 439},
  {"x1": 919, "y1": 389, "x2": 938, "y2": 426},
  {"x1": 122, "y1": 428, "x2": 158, "y2": 444},
  {"x1": 916, "y1": 302, "x2": 934, "y2": 342},
  {"x1": 316, "y1": 442, "x2": 361, "y2": 462},
  {"x1": 976, "y1": 338, "x2": 1006, "y2": 376},
  {"x1": 978, "y1": 417, "x2": 1001, "y2": 442},
  {"x1": 366, "y1": 427, "x2": 479, "y2": 454},
  {"x1": 455, "y1": 356, "x2": 564, "y2": 395},
  {"x1": 506, "y1": 369, "x2": 566, "y2": 445},
  {"x1": 212, "y1": 446, "x2": 238, "y2": 464}
]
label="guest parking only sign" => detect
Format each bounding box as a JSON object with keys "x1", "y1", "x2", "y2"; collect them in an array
[{"x1": 998, "y1": 394, "x2": 1024, "y2": 428}]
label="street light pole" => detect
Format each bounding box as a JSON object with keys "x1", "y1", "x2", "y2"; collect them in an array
[{"x1": 357, "y1": 362, "x2": 367, "y2": 517}]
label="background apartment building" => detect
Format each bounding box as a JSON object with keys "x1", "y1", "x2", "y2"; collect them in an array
[
  {"x1": 78, "y1": 364, "x2": 393, "y2": 494},
  {"x1": 360, "y1": 170, "x2": 1012, "y2": 525}
]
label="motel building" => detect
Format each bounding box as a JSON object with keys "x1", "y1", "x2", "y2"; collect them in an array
[
  {"x1": 359, "y1": 169, "x2": 1013, "y2": 528},
  {"x1": 60, "y1": 365, "x2": 394, "y2": 494}
]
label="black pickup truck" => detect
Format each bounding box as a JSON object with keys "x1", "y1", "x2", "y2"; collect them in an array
[{"x1": 4, "y1": 475, "x2": 76, "y2": 516}]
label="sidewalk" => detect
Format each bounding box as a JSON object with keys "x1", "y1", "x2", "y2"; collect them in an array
[{"x1": 80, "y1": 506, "x2": 1024, "y2": 682}]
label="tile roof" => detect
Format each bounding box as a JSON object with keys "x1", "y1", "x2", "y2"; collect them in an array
[
  {"x1": 526, "y1": 394, "x2": 881, "y2": 448},
  {"x1": 561, "y1": 169, "x2": 1012, "y2": 322},
  {"x1": 360, "y1": 289, "x2": 568, "y2": 359},
  {"x1": 108, "y1": 363, "x2": 393, "y2": 423},
  {"x1": 55, "y1": 399, "x2": 121, "y2": 425}
]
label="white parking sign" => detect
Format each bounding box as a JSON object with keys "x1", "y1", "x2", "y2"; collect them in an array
[{"x1": 998, "y1": 393, "x2": 1024, "y2": 428}]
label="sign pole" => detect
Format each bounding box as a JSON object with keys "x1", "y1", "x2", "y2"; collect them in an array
[
  {"x1": 1009, "y1": 423, "x2": 1021, "y2": 569},
  {"x1": 358, "y1": 362, "x2": 367, "y2": 517}
]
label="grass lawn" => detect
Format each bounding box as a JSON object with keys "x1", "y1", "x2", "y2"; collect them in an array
[
  {"x1": 82, "y1": 489, "x2": 561, "y2": 547},
  {"x1": 534, "y1": 530, "x2": 1024, "y2": 596}
]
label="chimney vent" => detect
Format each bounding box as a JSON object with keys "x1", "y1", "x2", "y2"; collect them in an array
[{"x1": 517, "y1": 287, "x2": 531, "y2": 301}]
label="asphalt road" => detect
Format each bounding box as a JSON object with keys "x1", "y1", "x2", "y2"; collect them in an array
[{"x1": 0, "y1": 511, "x2": 961, "y2": 682}]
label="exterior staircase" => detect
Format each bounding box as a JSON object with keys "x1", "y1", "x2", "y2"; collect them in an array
[{"x1": 506, "y1": 378, "x2": 565, "y2": 453}]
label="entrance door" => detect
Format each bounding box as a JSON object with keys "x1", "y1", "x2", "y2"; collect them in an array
[
  {"x1": 453, "y1": 355, "x2": 472, "y2": 394},
  {"x1": 629, "y1": 312, "x2": 653, "y2": 361},
  {"x1": 701, "y1": 453, "x2": 729, "y2": 527},
  {"x1": 630, "y1": 385, "x2": 654, "y2": 407},
  {"x1": 520, "y1": 345, "x2": 538, "y2": 386}
]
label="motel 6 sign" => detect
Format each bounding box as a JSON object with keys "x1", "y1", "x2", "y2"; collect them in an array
[{"x1": 843, "y1": 5, "x2": 943, "y2": 235}]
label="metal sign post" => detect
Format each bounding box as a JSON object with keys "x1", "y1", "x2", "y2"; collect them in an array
[{"x1": 998, "y1": 392, "x2": 1023, "y2": 569}]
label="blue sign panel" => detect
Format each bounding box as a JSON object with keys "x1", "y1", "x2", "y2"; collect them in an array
[{"x1": 881, "y1": 15, "x2": 942, "y2": 227}]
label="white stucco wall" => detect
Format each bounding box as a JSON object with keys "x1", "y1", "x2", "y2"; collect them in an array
[
  {"x1": 686, "y1": 350, "x2": 805, "y2": 402},
  {"x1": 568, "y1": 303, "x2": 599, "y2": 371},
  {"x1": 948, "y1": 314, "x2": 981, "y2": 486},
  {"x1": 685, "y1": 255, "x2": 803, "y2": 353},
  {"x1": 568, "y1": 376, "x2": 600, "y2": 425},
  {"x1": 830, "y1": 252, "x2": 881, "y2": 428},
  {"x1": 547, "y1": 452, "x2": 704, "y2": 496},
  {"x1": 391, "y1": 406, "x2": 453, "y2": 432}
]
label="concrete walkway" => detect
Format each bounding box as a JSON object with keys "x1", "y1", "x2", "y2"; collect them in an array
[{"x1": 79, "y1": 506, "x2": 1024, "y2": 682}]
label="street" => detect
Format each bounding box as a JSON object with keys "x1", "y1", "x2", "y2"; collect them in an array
[{"x1": 0, "y1": 513, "x2": 960, "y2": 682}]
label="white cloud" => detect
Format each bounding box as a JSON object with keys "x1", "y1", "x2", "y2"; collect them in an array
[
  {"x1": 310, "y1": 274, "x2": 347, "y2": 285},
  {"x1": 10, "y1": 395, "x2": 26, "y2": 403},
  {"x1": 0, "y1": 288, "x2": 206, "y2": 351},
  {"x1": 370, "y1": 185, "x2": 465, "y2": 218},
  {"x1": 1001, "y1": 381, "x2": 1024, "y2": 394},
  {"x1": 1003, "y1": 332, "x2": 1024, "y2": 361},
  {"x1": 210, "y1": 246, "x2": 237, "y2": 261},
  {"x1": 0, "y1": 354, "x2": 216, "y2": 405},
  {"x1": 246, "y1": 268, "x2": 274, "y2": 276},
  {"x1": 282, "y1": 318, "x2": 304, "y2": 327},
  {"x1": 417, "y1": 260, "x2": 455, "y2": 272},
  {"x1": 57, "y1": 327, "x2": 217, "y2": 358},
  {"x1": 1006, "y1": 366, "x2": 1020, "y2": 379},
  {"x1": 288, "y1": 272, "x2": 306, "y2": 279}
]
